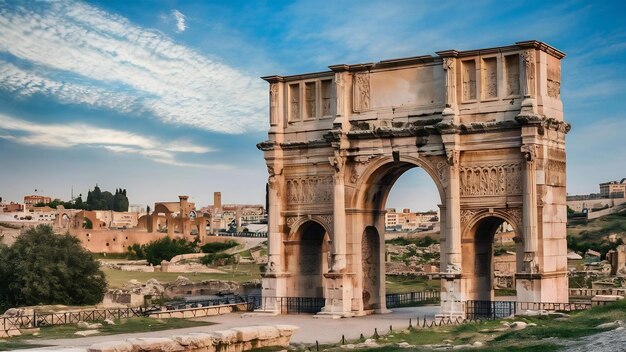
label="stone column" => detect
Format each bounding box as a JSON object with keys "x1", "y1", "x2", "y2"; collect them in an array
[
  {"x1": 438, "y1": 147, "x2": 464, "y2": 319},
  {"x1": 266, "y1": 167, "x2": 284, "y2": 273},
  {"x1": 317, "y1": 149, "x2": 355, "y2": 318},
  {"x1": 331, "y1": 166, "x2": 347, "y2": 273},
  {"x1": 445, "y1": 149, "x2": 462, "y2": 268},
  {"x1": 260, "y1": 165, "x2": 288, "y2": 313},
  {"x1": 521, "y1": 144, "x2": 538, "y2": 272}
]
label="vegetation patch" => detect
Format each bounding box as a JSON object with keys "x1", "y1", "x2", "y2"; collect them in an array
[
  {"x1": 0, "y1": 225, "x2": 106, "y2": 311},
  {"x1": 9, "y1": 317, "x2": 213, "y2": 343}
]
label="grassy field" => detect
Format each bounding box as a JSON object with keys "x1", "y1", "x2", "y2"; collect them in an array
[
  {"x1": 385, "y1": 275, "x2": 440, "y2": 294},
  {"x1": 2, "y1": 318, "x2": 213, "y2": 350},
  {"x1": 567, "y1": 211, "x2": 626, "y2": 238},
  {"x1": 306, "y1": 299, "x2": 626, "y2": 352},
  {"x1": 102, "y1": 263, "x2": 262, "y2": 288}
]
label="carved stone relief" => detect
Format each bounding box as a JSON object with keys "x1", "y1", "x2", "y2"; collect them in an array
[
  {"x1": 269, "y1": 83, "x2": 278, "y2": 125},
  {"x1": 286, "y1": 176, "x2": 333, "y2": 204},
  {"x1": 459, "y1": 163, "x2": 523, "y2": 196},
  {"x1": 546, "y1": 160, "x2": 566, "y2": 186},
  {"x1": 521, "y1": 49, "x2": 536, "y2": 98},
  {"x1": 504, "y1": 208, "x2": 523, "y2": 228},
  {"x1": 286, "y1": 216, "x2": 299, "y2": 229},
  {"x1": 353, "y1": 72, "x2": 371, "y2": 112},
  {"x1": 460, "y1": 209, "x2": 479, "y2": 228},
  {"x1": 443, "y1": 57, "x2": 456, "y2": 107},
  {"x1": 317, "y1": 215, "x2": 334, "y2": 235},
  {"x1": 336, "y1": 73, "x2": 344, "y2": 115}
]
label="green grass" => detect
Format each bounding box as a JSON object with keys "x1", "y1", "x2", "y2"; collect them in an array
[
  {"x1": 102, "y1": 263, "x2": 262, "y2": 288},
  {"x1": 326, "y1": 298, "x2": 626, "y2": 352},
  {"x1": 567, "y1": 211, "x2": 626, "y2": 239},
  {"x1": 385, "y1": 275, "x2": 440, "y2": 294},
  {"x1": 0, "y1": 341, "x2": 50, "y2": 351},
  {"x1": 11, "y1": 317, "x2": 213, "y2": 342}
]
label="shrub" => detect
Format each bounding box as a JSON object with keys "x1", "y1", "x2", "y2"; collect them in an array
[
  {"x1": 200, "y1": 253, "x2": 236, "y2": 266},
  {"x1": 142, "y1": 237, "x2": 198, "y2": 265},
  {"x1": 200, "y1": 240, "x2": 238, "y2": 254},
  {"x1": 0, "y1": 225, "x2": 106, "y2": 310}
]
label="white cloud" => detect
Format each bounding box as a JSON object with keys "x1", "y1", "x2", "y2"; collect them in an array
[
  {"x1": 0, "y1": 113, "x2": 225, "y2": 169},
  {"x1": 172, "y1": 10, "x2": 186, "y2": 33},
  {"x1": 0, "y1": 1, "x2": 267, "y2": 134}
]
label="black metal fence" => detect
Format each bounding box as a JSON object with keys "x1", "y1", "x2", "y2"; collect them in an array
[
  {"x1": 386, "y1": 291, "x2": 440, "y2": 308},
  {"x1": 243, "y1": 296, "x2": 325, "y2": 314},
  {"x1": 465, "y1": 300, "x2": 517, "y2": 320},
  {"x1": 465, "y1": 300, "x2": 595, "y2": 320},
  {"x1": 1, "y1": 307, "x2": 145, "y2": 331}
]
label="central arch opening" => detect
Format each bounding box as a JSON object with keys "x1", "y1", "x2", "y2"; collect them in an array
[{"x1": 354, "y1": 158, "x2": 443, "y2": 312}]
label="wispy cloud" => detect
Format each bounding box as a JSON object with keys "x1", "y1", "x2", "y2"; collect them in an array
[
  {"x1": 0, "y1": 113, "x2": 225, "y2": 169},
  {"x1": 172, "y1": 9, "x2": 187, "y2": 33},
  {"x1": 0, "y1": 1, "x2": 266, "y2": 134}
]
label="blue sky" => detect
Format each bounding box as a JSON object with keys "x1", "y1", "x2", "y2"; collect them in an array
[{"x1": 0, "y1": 0, "x2": 625, "y2": 211}]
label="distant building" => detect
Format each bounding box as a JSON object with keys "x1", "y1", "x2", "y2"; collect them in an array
[
  {"x1": 0, "y1": 202, "x2": 24, "y2": 212},
  {"x1": 385, "y1": 208, "x2": 439, "y2": 231},
  {"x1": 23, "y1": 195, "x2": 51, "y2": 208},
  {"x1": 600, "y1": 178, "x2": 626, "y2": 198}
]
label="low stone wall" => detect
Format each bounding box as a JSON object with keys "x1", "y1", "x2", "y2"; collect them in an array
[
  {"x1": 101, "y1": 292, "x2": 146, "y2": 307},
  {"x1": 87, "y1": 324, "x2": 298, "y2": 352},
  {"x1": 147, "y1": 303, "x2": 248, "y2": 319},
  {"x1": 569, "y1": 288, "x2": 626, "y2": 297}
]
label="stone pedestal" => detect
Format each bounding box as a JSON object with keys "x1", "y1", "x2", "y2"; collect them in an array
[
  {"x1": 315, "y1": 272, "x2": 355, "y2": 318},
  {"x1": 515, "y1": 273, "x2": 568, "y2": 303},
  {"x1": 258, "y1": 273, "x2": 289, "y2": 314},
  {"x1": 438, "y1": 274, "x2": 465, "y2": 319}
]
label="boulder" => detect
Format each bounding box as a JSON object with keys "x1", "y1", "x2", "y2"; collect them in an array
[
  {"x1": 75, "y1": 329, "x2": 100, "y2": 337},
  {"x1": 509, "y1": 321, "x2": 528, "y2": 330},
  {"x1": 77, "y1": 321, "x2": 91, "y2": 329}
]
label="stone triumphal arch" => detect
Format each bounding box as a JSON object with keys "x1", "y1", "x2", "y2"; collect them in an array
[{"x1": 258, "y1": 41, "x2": 570, "y2": 317}]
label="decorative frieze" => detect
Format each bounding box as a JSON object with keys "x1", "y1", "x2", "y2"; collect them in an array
[
  {"x1": 460, "y1": 209, "x2": 479, "y2": 228},
  {"x1": 459, "y1": 163, "x2": 523, "y2": 196},
  {"x1": 504, "y1": 208, "x2": 523, "y2": 228},
  {"x1": 286, "y1": 176, "x2": 333, "y2": 204}
]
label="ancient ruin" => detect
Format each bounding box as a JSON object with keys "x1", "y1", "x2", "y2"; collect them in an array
[{"x1": 258, "y1": 41, "x2": 570, "y2": 317}]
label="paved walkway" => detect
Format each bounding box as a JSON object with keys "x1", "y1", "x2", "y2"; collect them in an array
[{"x1": 17, "y1": 306, "x2": 440, "y2": 351}]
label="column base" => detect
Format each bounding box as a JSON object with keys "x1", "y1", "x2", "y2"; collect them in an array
[
  {"x1": 515, "y1": 271, "x2": 568, "y2": 303},
  {"x1": 314, "y1": 311, "x2": 355, "y2": 319},
  {"x1": 322, "y1": 272, "x2": 356, "y2": 317}
]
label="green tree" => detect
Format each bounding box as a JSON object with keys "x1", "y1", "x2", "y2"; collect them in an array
[
  {"x1": 142, "y1": 237, "x2": 198, "y2": 265},
  {"x1": 0, "y1": 225, "x2": 107, "y2": 310}
]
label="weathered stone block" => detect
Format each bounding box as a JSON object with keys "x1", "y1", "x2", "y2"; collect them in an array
[
  {"x1": 88, "y1": 341, "x2": 134, "y2": 352},
  {"x1": 126, "y1": 337, "x2": 184, "y2": 352},
  {"x1": 172, "y1": 333, "x2": 215, "y2": 349},
  {"x1": 255, "y1": 326, "x2": 280, "y2": 340},
  {"x1": 231, "y1": 327, "x2": 259, "y2": 342},
  {"x1": 275, "y1": 324, "x2": 298, "y2": 337},
  {"x1": 211, "y1": 330, "x2": 238, "y2": 344}
]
